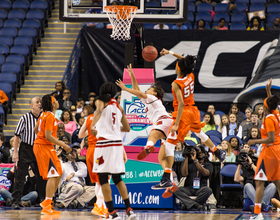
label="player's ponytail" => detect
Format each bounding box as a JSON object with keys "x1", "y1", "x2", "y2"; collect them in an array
[
  {"x1": 178, "y1": 55, "x2": 197, "y2": 77},
  {"x1": 93, "y1": 82, "x2": 118, "y2": 107},
  {"x1": 42, "y1": 94, "x2": 53, "y2": 112},
  {"x1": 265, "y1": 94, "x2": 280, "y2": 122}
]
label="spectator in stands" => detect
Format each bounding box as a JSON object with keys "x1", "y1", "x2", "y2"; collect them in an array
[
  {"x1": 229, "y1": 103, "x2": 244, "y2": 124},
  {"x1": 61, "y1": 135, "x2": 71, "y2": 146},
  {"x1": 247, "y1": 16, "x2": 264, "y2": 31},
  {"x1": 240, "y1": 107, "x2": 252, "y2": 130},
  {"x1": 211, "y1": 144, "x2": 222, "y2": 162},
  {"x1": 196, "y1": 19, "x2": 206, "y2": 30},
  {"x1": 153, "y1": 23, "x2": 169, "y2": 30},
  {"x1": 76, "y1": 98, "x2": 84, "y2": 114},
  {"x1": 184, "y1": 131, "x2": 199, "y2": 144},
  {"x1": 201, "y1": 112, "x2": 216, "y2": 133},
  {"x1": 172, "y1": 23, "x2": 188, "y2": 30},
  {"x1": 9, "y1": 137, "x2": 20, "y2": 163},
  {"x1": 267, "y1": 17, "x2": 280, "y2": 30},
  {"x1": 229, "y1": 136, "x2": 241, "y2": 155},
  {"x1": 70, "y1": 105, "x2": 78, "y2": 124},
  {"x1": 242, "y1": 112, "x2": 262, "y2": 140},
  {"x1": 256, "y1": 104, "x2": 264, "y2": 122},
  {"x1": 0, "y1": 89, "x2": 9, "y2": 125},
  {"x1": 115, "y1": 93, "x2": 121, "y2": 104},
  {"x1": 207, "y1": 104, "x2": 221, "y2": 126},
  {"x1": 212, "y1": 18, "x2": 228, "y2": 30},
  {"x1": 0, "y1": 164, "x2": 38, "y2": 207},
  {"x1": 80, "y1": 105, "x2": 93, "y2": 121},
  {"x1": 87, "y1": 94, "x2": 96, "y2": 106},
  {"x1": 234, "y1": 148, "x2": 276, "y2": 212},
  {"x1": 51, "y1": 81, "x2": 66, "y2": 101},
  {"x1": 222, "y1": 113, "x2": 242, "y2": 139},
  {"x1": 0, "y1": 133, "x2": 10, "y2": 163},
  {"x1": 221, "y1": 140, "x2": 235, "y2": 162},
  {"x1": 60, "y1": 110, "x2": 77, "y2": 135},
  {"x1": 59, "y1": 89, "x2": 72, "y2": 111},
  {"x1": 57, "y1": 123, "x2": 72, "y2": 144},
  {"x1": 172, "y1": 145, "x2": 213, "y2": 210},
  {"x1": 77, "y1": 139, "x2": 87, "y2": 160},
  {"x1": 72, "y1": 117, "x2": 85, "y2": 144},
  {"x1": 243, "y1": 125, "x2": 261, "y2": 153},
  {"x1": 56, "y1": 148, "x2": 95, "y2": 209},
  {"x1": 218, "y1": 114, "x2": 229, "y2": 133}
]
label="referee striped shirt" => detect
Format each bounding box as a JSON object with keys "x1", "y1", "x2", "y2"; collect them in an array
[{"x1": 14, "y1": 111, "x2": 40, "y2": 145}]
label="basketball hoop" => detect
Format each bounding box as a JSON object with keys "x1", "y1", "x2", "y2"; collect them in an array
[{"x1": 104, "y1": 5, "x2": 138, "y2": 41}]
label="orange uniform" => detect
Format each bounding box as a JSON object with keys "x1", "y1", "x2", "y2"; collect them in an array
[
  {"x1": 169, "y1": 73, "x2": 205, "y2": 142},
  {"x1": 255, "y1": 112, "x2": 280, "y2": 181},
  {"x1": 0, "y1": 90, "x2": 8, "y2": 104},
  {"x1": 86, "y1": 114, "x2": 99, "y2": 183},
  {"x1": 33, "y1": 111, "x2": 62, "y2": 180}
]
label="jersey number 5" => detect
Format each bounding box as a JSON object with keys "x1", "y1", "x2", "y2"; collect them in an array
[
  {"x1": 184, "y1": 81, "x2": 194, "y2": 98},
  {"x1": 112, "y1": 113, "x2": 116, "y2": 125}
]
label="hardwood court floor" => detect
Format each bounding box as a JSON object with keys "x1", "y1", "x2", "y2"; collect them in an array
[{"x1": 1, "y1": 207, "x2": 280, "y2": 220}]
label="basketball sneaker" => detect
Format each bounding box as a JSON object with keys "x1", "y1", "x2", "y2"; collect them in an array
[
  {"x1": 41, "y1": 204, "x2": 61, "y2": 215},
  {"x1": 40, "y1": 199, "x2": 52, "y2": 209},
  {"x1": 162, "y1": 183, "x2": 178, "y2": 198},
  {"x1": 91, "y1": 203, "x2": 106, "y2": 217},
  {"x1": 106, "y1": 210, "x2": 121, "y2": 219},
  {"x1": 151, "y1": 175, "x2": 173, "y2": 190},
  {"x1": 249, "y1": 213, "x2": 264, "y2": 220},
  {"x1": 137, "y1": 145, "x2": 155, "y2": 160},
  {"x1": 126, "y1": 207, "x2": 137, "y2": 220}
]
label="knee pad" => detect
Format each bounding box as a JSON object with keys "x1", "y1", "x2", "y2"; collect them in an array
[
  {"x1": 195, "y1": 131, "x2": 208, "y2": 142},
  {"x1": 112, "y1": 174, "x2": 122, "y2": 185},
  {"x1": 165, "y1": 142, "x2": 176, "y2": 157},
  {"x1": 98, "y1": 173, "x2": 109, "y2": 186}
]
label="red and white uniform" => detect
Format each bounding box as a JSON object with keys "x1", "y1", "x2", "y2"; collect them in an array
[
  {"x1": 141, "y1": 94, "x2": 173, "y2": 137},
  {"x1": 93, "y1": 98, "x2": 125, "y2": 174}
]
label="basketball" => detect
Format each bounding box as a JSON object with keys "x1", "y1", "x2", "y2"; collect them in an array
[{"x1": 142, "y1": 46, "x2": 158, "y2": 62}]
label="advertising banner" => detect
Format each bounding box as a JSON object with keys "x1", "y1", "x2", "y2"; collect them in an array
[{"x1": 0, "y1": 163, "x2": 14, "y2": 204}]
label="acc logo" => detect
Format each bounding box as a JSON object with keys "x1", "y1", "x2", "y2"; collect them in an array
[
  {"x1": 124, "y1": 98, "x2": 146, "y2": 117},
  {"x1": 72, "y1": 0, "x2": 81, "y2": 6}
]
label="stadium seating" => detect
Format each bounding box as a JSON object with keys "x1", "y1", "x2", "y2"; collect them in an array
[
  {"x1": 188, "y1": 12, "x2": 194, "y2": 23},
  {"x1": 231, "y1": 13, "x2": 247, "y2": 23},
  {"x1": 0, "y1": 20, "x2": 3, "y2": 29},
  {"x1": 0, "y1": 81, "x2": 13, "y2": 112},
  {"x1": 206, "y1": 130, "x2": 222, "y2": 140},
  {"x1": 0, "y1": 27, "x2": 18, "y2": 38},
  {"x1": 1, "y1": 62, "x2": 22, "y2": 85},
  {"x1": 215, "y1": 3, "x2": 230, "y2": 13},
  {"x1": 26, "y1": 10, "x2": 45, "y2": 27},
  {"x1": 30, "y1": 0, "x2": 48, "y2": 20},
  {"x1": 267, "y1": 4, "x2": 280, "y2": 13},
  {"x1": 197, "y1": 3, "x2": 213, "y2": 13},
  {"x1": 213, "y1": 13, "x2": 230, "y2": 23},
  {"x1": 249, "y1": 3, "x2": 265, "y2": 12},
  {"x1": 0, "y1": 0, "x2": 12, "y2": 11},
  {"x1": 232, "y1": 3, "x2": 248, "y2": 13},
  {"x1": 196, "y1": 12, "x2": 212, "y2": 23},
  {"x1": 0, "y1": 9, "x2": 8, "y2": 20},
  {"x1": 4, "y1": 19, "x2": 22, "y2": 29},
  {"x1": 188, "y1": 3, "x2": 196, "y2": 13},
  {"x1": 267, "y1": 13, "x2": 280, "y2": 23},
  {"x1": 0, "y1": 36, "x2": 13, "y2": 47},
  {"x1": 193, "y1": 22, "x2": 211, "y2": 29},
  {"x1": 12, "y1": 1, "x2": 30, "y2": 11},
  {"x1": 6, "y1": 54, "x2": 25, "y2": 75},
  {"x1": 10, "y1": 45, "x2": 30, "y2": 66},
  {"x1": 250, "y1": 0, "x2": 266, "y2": 4},
  {"x1": 23, "y1": 20, "x2": 42, "y2": 37},
  {"x1": 230, "y1": 22, "x2": 247, "y2": 30},
  {"x1": 0, "y1": 72, "x2": 18, "y2": 98},
  {"x1": 14, "y1": 36, "x2": 34, "y2": 58},
  {"x1": 234, "y1": 0, "x2": 249, "y2": 4},
  {"x1": 8, "y1": 9, "x2": 26, "y2": 21},
  {"x1": 0, "y1": 45, "x2": 10, "y2": 55},
  {"x1": 0, "y1": 54, "x2": 5, "y2": 65}
]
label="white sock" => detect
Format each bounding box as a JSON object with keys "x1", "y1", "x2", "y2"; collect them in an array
[
  {"x1": 95, "y1": 183, "x2": 106, "y2": 208},
  {"x1": 146, "y1": 141, "x2": 154, "y2": 148},
  {"x1": 45, "y1": 197, "x2": 52, "y2": 201}
]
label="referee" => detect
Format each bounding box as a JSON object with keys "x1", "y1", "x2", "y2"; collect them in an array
[{"x1": 11, "y1": 96, "x2": 45, "y2": 209}]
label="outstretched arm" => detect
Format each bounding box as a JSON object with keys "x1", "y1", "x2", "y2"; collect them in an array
[
  {"x1": 116, "y1": 79, "x2": 147, "y2": 100},
  {"x1": 126, "y1": 64, "x2": 140, "y2": 91},
  {"x1": 160, "y1": 48, "x2": 184, "y2": 60},
  {"x1": 266, "y1": 78, "x2": 272, "y2": 98}
]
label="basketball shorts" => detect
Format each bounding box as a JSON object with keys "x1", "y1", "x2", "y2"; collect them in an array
[
  {"x1": 255, "y1": 144, "x2": 280, "y2": 181},
  {"x1": 168, "y1": 106, "x2": 205, "y2": 143},
  {"x1": 86, "y1": 144, "x2": 99, "y2": 183},
  {"x1": 152, "y1": 116, "x2": 174, "y2": 138},
  {"x1": 33, "y1": 143, "x2": 62, "y2": 180}
]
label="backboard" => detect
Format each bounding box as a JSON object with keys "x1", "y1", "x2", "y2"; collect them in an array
[{"x1": 59, "y1": 0, "x2": 187, "y2": 23}]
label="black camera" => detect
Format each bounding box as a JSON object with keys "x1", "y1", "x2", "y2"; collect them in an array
[
  {"x1": 238, "y1": 149, "x2": 248, "y2": 163},
  {"x1": 182, "y1": 143, "x2": 201, "y2": 158}
]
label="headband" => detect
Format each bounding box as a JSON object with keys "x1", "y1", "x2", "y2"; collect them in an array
[
  {"x1": 176, "y1": 61, "x2": 181, "y2": 72},
  {"x1": 51, "y1": 96, "x2": 55, "y2": 104},
  {"x1": 264, "y1": 98, "x2": 269, "y2": 110}
]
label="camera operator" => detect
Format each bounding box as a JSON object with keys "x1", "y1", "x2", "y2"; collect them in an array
[
  {"x1": 172, "y1": 144, "x2": 213, "y2": 210},
  {"x1": 234, "y1": 143, "x2": 276, "y2": 211}
]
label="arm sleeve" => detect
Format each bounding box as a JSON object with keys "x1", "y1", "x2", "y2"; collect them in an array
[
  {"x1": 74, "y1": 162, "x2": 87, "y2": 178},
  {"x1": 14, "y1": 116, "x2": 25, "y2": 136}
]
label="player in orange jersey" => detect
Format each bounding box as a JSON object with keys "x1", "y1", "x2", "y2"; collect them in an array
[
  {"x1": 33, "y1": 94, "x2": 72, "y2": 215},
  {"x1": 78, "y1": 113, "x2": 108, "y2": 218},
  {"x1": 152, "y1": 49, "x2": 226, "y2": 197},
  {"x1": 248, "y1": 79, "x2": 280, "y2": 220}
]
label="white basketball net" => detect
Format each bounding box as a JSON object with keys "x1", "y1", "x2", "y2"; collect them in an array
[{"x1": 105, "y1": 6, "x2": 138, "y2": 41}]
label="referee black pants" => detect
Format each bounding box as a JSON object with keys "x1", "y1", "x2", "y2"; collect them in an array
[{"x1": 12, "y1": 142, "x2": 47, "y2": 204}]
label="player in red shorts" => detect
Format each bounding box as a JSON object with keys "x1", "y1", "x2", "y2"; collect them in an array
[
  {"x1": 152, "y1": 49, "x2": 226, "y2": 198},
  {"x1": 33, "y1": 95, "x2": 72, "y2": 215},
  {"x1": 248, "y1": 79, "x2": 280, "y2": 220}
]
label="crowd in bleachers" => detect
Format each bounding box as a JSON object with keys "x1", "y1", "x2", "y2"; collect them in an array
[{"x1": 0, "y1": 0, "x2": 54, "y2": 129}]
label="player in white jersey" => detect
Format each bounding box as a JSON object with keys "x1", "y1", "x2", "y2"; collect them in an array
[
  {"x1": 91, "y1": 82, "x2": 137, "y2": 220},
  {"x1": 116, "y1": 64, "x2": 174, "y2": 169}
]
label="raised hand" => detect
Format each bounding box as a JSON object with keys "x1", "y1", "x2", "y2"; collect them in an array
[
  {"x1": 116, "y1": 79, "x2": 126, "y2": 90},
  {"x1": 126, "y1": 63, "x2": 134, "y2": 77},
  {"x1": 160, "y1": 48, "x2": 169, "y2": 56}
]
